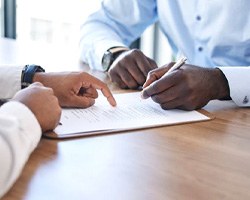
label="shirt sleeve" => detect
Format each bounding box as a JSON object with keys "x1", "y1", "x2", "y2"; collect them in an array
[
  {"x1": 79, "y1": 0, "x2": 158, "y2": 70},
  {"x1": 0, "y1": 66, "x2": 24, "y2": 99},
  {"x1": 0, "y1": 101, "x2": 41, "y2": 198},
  {"x1": 219, "y1": 66, "x2": 250, "y2": 107}
]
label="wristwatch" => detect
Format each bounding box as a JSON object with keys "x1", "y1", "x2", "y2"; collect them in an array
[
  {"x1": 102, "y1": 47, "x2": 129, "y2": 71},
  {"x1": 21, "y1": 64, "x2": 45, "y2": 89}
]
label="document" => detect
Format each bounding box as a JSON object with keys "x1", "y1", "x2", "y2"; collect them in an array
[{"x1": 46, "y1": 92, "x2": 211, "y2": 138}]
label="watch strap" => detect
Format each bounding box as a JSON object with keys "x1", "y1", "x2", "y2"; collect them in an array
[
  {"x1": 102, "y1": 46, "x2": 129, "y2": 71},
  {"x1": 109, "y1": 46, "x2": 129, "y2": 54},
  {"x1": 21, "y1": 64, "x2": 45, "y2": 89}
]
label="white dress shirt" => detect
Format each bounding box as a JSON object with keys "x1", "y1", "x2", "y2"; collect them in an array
[
  {"x1": 80, "y1": 0, "x2": 250, "y2": 107},
  {"x1": 0, "y1": 66, "x2": 41, "y2": 198}
]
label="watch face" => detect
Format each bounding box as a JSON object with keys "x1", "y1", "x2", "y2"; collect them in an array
[{"x1": 102, "y1": 51, "x2": 113, "y2": 71}]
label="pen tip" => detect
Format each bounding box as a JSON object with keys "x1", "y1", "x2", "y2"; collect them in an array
[{"x1": 182, "y1": 57, "x2": 187, "y2": 62}]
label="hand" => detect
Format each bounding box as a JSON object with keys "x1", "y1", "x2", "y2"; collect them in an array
[
  {"x1": 141, "y1": 63, "x2": 230, "y2": 110},
  {"x1": 12, "y1": 82, "x2": 61, "y2": 132},
  {"x1": 108, "y1": 49, "x2": 157, "y2": 89},
  {"x1": 33, "y1": 71, "x2": 116, "y2": 108}
]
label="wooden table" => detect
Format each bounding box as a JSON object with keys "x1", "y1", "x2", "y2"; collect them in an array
[{"x1": 1, "y1": 38, "x2": 250, "y2": 200}]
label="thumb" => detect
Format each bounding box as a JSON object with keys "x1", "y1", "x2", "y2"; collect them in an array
[{"x1": 29, "y1": 82, "x2": 44, "y2": 87}]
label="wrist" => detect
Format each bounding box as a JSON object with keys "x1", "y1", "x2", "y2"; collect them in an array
[
  {"x1": 33, "y1": 72, "x2": 46, "y2": 83},
  {"x1": 21, "y1": 64, "x2": 45, "y2": 88},
  {"x1": 213, "y1": 68, "x2": 231, "y2": 100},
  {"x1": 102, "y1": 46, "x2": 129, "y2": 71}
]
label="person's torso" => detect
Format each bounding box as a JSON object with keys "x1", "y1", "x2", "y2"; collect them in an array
[{"x1": 157, "y1": 0, "x2": 250, "y2": 67}]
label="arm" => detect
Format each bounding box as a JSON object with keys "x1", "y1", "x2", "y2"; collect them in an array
[
  {"x1": 142, "y1": 63, "x2": 250, "y2": 109},
  {"x1": 0, "y1": 102, "x2": 41, "y2": 198},
  {"x1": 0, "y1": 65, "x2": 116, "y2": 108},
  {"x1": 0, "y1": 83, "x2": 61, "y2": 198},
  {"x1": 80, "y1": 0, "x2": 157, "y2": 70}
]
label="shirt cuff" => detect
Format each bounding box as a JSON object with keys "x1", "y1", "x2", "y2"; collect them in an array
[
  {"x1": 218, "y1": 66, "x2": 250, "y2": 106},
  {"x1": 0, "y1": 101, "x2": 42, "y2": 150}
]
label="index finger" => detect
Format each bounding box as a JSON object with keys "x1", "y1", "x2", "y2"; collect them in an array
[
  {"x1": 83, "y1": 74, "x2": 117, "y2": 106},
  {"x1": 143, "y1": 72, "x2": 158, "y2": 89},
  {"x1": 142, "y1": 67, "x2": 169, "y2": 88},
  {"x1": 141, "y1": 71, "x2": 177, "y2": 99}
]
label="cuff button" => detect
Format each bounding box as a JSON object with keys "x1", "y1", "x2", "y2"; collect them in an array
[{"x1": 243, "y1": 96, "x2": 249, "y2": 104}]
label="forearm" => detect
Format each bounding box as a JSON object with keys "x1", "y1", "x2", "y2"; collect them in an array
[
  {"x1": 80, "y1": 19, "x2": 127, "y2": 71},
  {"x1": 213, "y1": 68, "x2": 231, "y2": 100},
  {"x1": 0, "y1": 102, "x2": 41, "y2": 198}
]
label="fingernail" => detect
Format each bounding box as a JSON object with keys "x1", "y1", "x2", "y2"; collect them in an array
[
  {"x1": 141, "y1": 90, "x2": 149, "y2": 99},
  {"x1": 111, "y1": 99, "x2": 117, "y2": 107},
  {"x1": 108, "y1": 96, "x2": 117, "y2": 107}
]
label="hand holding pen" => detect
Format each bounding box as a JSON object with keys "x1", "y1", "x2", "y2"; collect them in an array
[
  {"x1": 140, "y1": 56, "x2": 229, "y2": 110},
  {"x1": 141, "y1": 57, "x2": 187, "y2": 99}
]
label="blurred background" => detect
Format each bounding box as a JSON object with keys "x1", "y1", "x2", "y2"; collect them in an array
[{"x1": 0, "y1": 0, "x2": 171, "y2": 66}]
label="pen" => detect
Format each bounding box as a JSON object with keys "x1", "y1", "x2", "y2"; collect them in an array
[
  {"x1": 163, "y1": 56, "x2": 187, "y2": 76},
  {"x1": 143, "y1": 56, "x2": 187, "y2": 87}
]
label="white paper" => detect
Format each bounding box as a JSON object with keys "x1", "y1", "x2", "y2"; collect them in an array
[{"x1": 54, "y1": 92, "x2": 210, "y2": 136}]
